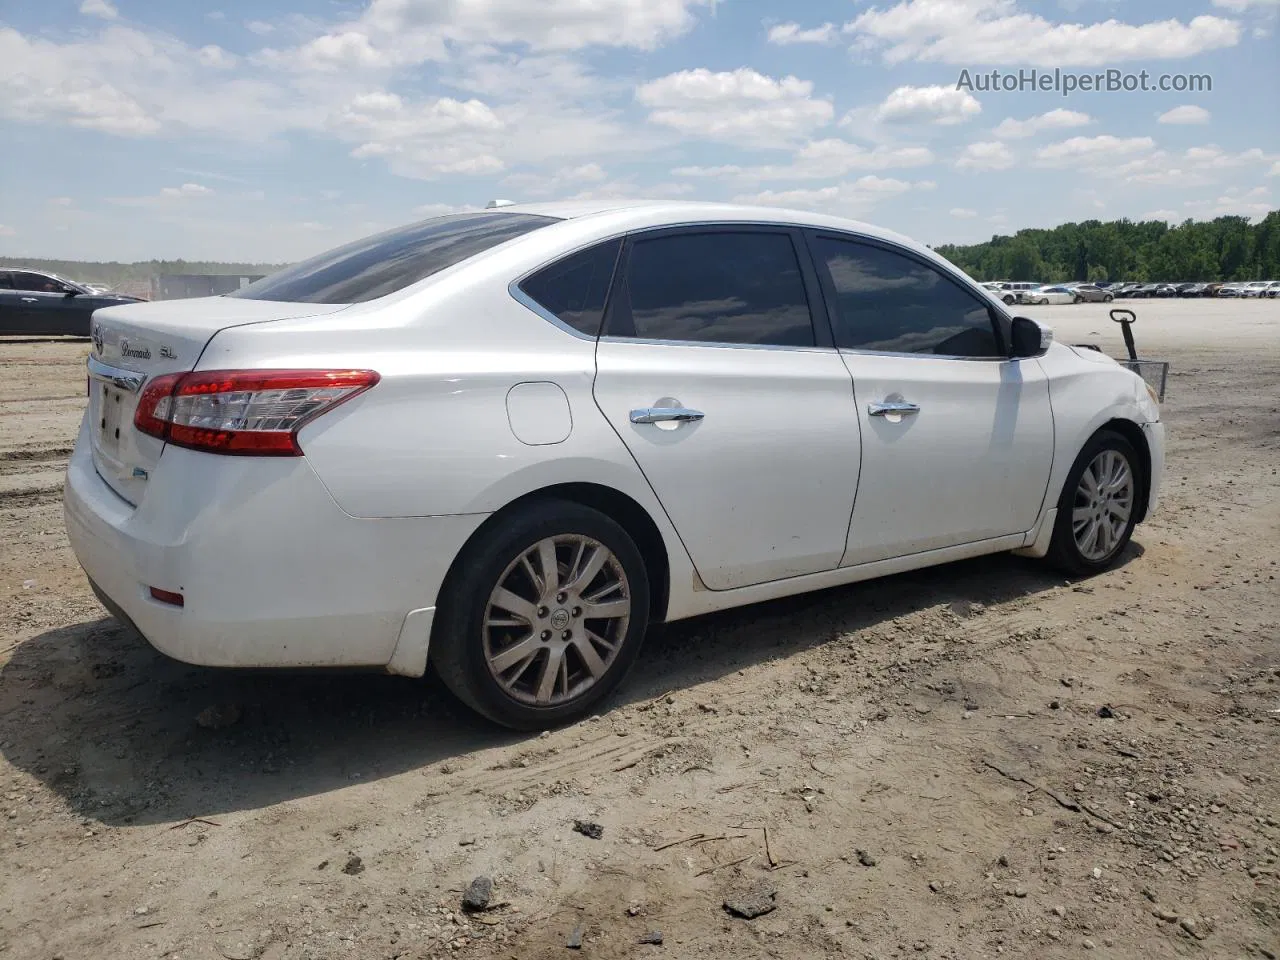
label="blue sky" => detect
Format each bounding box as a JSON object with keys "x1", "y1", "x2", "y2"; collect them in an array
[{"x1": 1, "y1": 0, "x2": 1277, "y2": 262}]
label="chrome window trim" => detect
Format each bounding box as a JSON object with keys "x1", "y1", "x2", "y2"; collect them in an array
[
  {"x1": 507, "y1": 281, "x2": 597, "y2": 342},
  {"x1": 87, "y1": 355, "x2": 144, "y2": 393},
  {"x1": 598, "y1": 334, "x2": 837, "y2": 354}
]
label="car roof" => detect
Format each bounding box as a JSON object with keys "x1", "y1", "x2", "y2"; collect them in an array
[{"x1": 491, "y1": 199, "x2": 923, "y2": 248}]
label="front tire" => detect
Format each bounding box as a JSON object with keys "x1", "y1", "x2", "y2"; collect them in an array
[
  {"x1": 1104, "y1": 294, "x2": 1114, "y2": 302},
  {"x1": 1046, "y1": 431, "x2": 1142, "y2": 577},
  {"x1": 432, "y1": 500, "x2": 650, "y2": 730}
]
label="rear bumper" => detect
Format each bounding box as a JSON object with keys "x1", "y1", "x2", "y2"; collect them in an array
[{"x1": 63, "y1": 412, "x2": 486, "y2": 673}]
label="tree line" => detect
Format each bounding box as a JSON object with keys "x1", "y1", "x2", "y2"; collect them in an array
[{"x1": 934, "y1": 211, "x2": 1280, "y2": 283}]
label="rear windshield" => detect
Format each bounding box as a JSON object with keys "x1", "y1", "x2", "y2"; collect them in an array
[{"x1": 227, "y1": 212, "x2": 560, "y2": 304}]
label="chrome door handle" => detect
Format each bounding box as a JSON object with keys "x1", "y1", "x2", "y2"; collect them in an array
[
  {"x1": 868, "y1": 401, "x2": 920, "y2": 417},
  {"x1": 21, "y1": 297, "x2": 38, "y2": 302},
  {"x1": 630, "y1": 407, "x2": 705, "y2": 424}
]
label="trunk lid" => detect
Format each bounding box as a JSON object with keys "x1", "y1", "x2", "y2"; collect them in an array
[{"x1": 87, "y1": 297, "x2": 349, "y2": 505}]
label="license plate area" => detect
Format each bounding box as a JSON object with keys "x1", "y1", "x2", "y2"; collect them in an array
[{"x1": 97, "y1": 383, "x2": 127, "y2": 458}]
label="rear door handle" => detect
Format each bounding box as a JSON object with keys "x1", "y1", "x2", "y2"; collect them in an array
[
  {"x1": 21, "y1": 297, "x2": 38, "y2": 303},
  {"x1": 630, "y1": 407, "x2": 705, "y2": 424},
  {"x1": 868, "y1": 401, "x2": 920, "y2": 417}
]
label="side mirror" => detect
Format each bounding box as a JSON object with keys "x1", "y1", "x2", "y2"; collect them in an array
[
  {"x1": 63, "y1": 288, "x2": 81, "y2": 297},
  {"x1": 1010, "y1": 316, "x2": 1051, "y2": 358}
]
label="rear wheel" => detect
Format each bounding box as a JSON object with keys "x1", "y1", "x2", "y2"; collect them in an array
[
  {"x1": 1003, "y1": 294, "x2": 1016, "y2": 305},
  {"x1": 432, "y1": 500, "x2": 650, "y2": 730},
  {"x1": 1104, "y1": 294, "x2": 1114, "y2": 302},
  {"x1": 1046, "y1": 431, "x2": 1142, "y2": 576}
]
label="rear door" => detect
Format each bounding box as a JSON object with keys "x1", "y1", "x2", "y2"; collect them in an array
[
  {"x1": 591, "y1": 226, "x2": 861, "y2": 590},
  {"x1": 805, "y1": 232, "x2": 1054, "y2": 567}
]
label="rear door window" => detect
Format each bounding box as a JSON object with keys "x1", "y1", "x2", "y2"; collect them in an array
[{"x1": 228, "y1": 212, "x2": 560, "y2": 304}]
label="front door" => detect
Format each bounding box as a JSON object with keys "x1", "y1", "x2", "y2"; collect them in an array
[
  {"x1": 805, "y1": 232, "x2": 1054, "y2": 567},
  {"x1": 592, "y1": 227, "x2": 861, "y2": 591}
]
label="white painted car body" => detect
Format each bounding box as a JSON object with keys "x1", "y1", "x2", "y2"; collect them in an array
[
  {"x1": 64, "y1": 200, "x2": 1164, "y2": 680},
  {"x1": 1028, "y1": 286, "x2": 1078, "y2": 305}
]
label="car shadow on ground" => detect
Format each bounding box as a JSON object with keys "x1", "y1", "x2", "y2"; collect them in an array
[{"x1": 0, "y1": 543, "x2": 1143, "y2": 827}]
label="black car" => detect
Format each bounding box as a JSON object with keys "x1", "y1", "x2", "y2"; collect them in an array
[{"x1": 0, "y1": 269, "x2": 142, "y2": 337}]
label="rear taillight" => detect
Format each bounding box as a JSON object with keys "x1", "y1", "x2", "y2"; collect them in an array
[{"x1": 134, "y1": 369, "x2": 379, "y2": 456}]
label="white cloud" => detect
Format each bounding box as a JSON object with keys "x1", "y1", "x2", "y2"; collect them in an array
[
  {"x1": 735, "y1": 175, "x2": 935, "y2": 218},
  {"x1": 1141, "y1": 209, "x2": 1182, "y2": 221},
  {"x1": 846, "y1": 0, "x2": 1242, "y2": 66},
  {"x1": 993, "y1": 109, "x2": 1091, "y2": 139},
  {"x1": 1035, "y1": 135, "x2": 1156, "y2": 167},
  {"x1": 79, "y1": 0, "x2": 119, "y2": 20},
  {"x1": 637, "y1": 68, "x2": 833, "y2": 147},
  {"x1": 48, "y1": 197, "x2": 74, "y2": 207},
  {"x1": 1158, "y1": 104, "x2": 1211, "y2": 124},
  {"x1": 501, "y1": 163, "x2": 610, "y2": 195},
  {"x1": 160, "y1": 183, "x2": 213, "y2": 197},
  {"x1": 767, "y1": 22, "x2": 839, "y2": 45},
  {"x1": 1210, "y1": 0, "x2": 1279, "y2": 10},
  {"x1": 674, "y1": 139, "x2": 935, "y2": 183},
  {"x1": 1184, "y1": 185, "x2": 1274, "y2": 219},
  {"x1": 245, "y1": 21, "x2": 275, "y2": 35},
  {"x1": 950, "y1": 207, "x2": 978, "y2": 218},
  {"x1": 278, "y1": 0, "x2": 712, "y2": 71},
  {"x1": 108, "y1": 183, "x2": 215, "y2": 206},
  {"x1": 1183, "y1": 145, "x2": 1267, "y2": 169},
  {"x1": 1270, "y1": 161, "x2": 1280, "y2": 177},
  {"x1": 197, "y1": 44, "x2": 238, "y2": 68},
  {"x1": 956, "y1": 141, "x2": 1016, "y2": 171},
  {"x1": 0, "y1": 224, "x2": 16, "y2": 237},
  {"x1": 875, "y1": 84, "x2": 981, "y2": 125}
]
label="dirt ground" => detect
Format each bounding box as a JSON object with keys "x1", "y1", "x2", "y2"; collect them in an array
[{"x1": 1, "y1": 299, "x2": 1277, "y2": 960}]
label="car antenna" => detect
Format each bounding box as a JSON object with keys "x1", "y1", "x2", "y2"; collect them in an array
[{"x1": 485, "y1": 199, "x2": 516, "y2": 208}]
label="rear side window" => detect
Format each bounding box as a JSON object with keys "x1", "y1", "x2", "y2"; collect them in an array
[
  {"x1": 811, "y1": 236, "x2": 1003, "y2": 358},
  {"x1": 228, "y1": 212, "x2": 559, "y2": 304},
  {"x1": 517, "y1": 239, "x2": 622, "y2": 337},
  {"x1": 610, "y1": 231, "x2": 815, "y2": 347}
]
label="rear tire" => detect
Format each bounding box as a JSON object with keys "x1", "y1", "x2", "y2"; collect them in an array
[
  {"x1": 1104, "y1": 294, "x2": 1114, "y2": 302},
  {"x1": 431, "y1": 500, "x2": 650, "y2": 730},
  {"x1": 1046, "y1": 430, "x2": 1143, "y2": 577}
]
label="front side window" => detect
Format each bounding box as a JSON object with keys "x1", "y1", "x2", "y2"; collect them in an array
[
  {"x1": 228, "y1": 212, "x2": 559, "y2": 305},
  {"x1": 610, "y1": 231, "x2": 815, "y2": 347},
  {"x1": 811, "y1": 236, "x2": 1004, "y2": 358},
  {"x1": 517, "y1": 239, "x2": 621, "y2": 337},
  {"x1": 12, "y1": 272, "x2": 64, "y2": 293}
]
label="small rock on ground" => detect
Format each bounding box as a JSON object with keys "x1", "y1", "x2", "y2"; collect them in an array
[
  {"x1": 341, "y1": 855, "x2": 364, "y2": 875},
  {"x1": 724, "y1": 881, "x2": 778, "y2": 920},
  {"x1": 572, "y1": 820, "x2": 604, "y2": 840},
  {"x1": 461, "y1": 876, "x2": 492, "y2": 912}
]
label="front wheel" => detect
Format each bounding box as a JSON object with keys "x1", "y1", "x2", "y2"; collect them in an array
[
  {"x1": 1073, "y1": 295, "x2": 1083, "y2": 304},
  {"x1": 1003, "y1": 295, "x2": 1016, "y2": 305},
  {"x1": 1104, "y1": 294, "x2": 1114, "y2": 302},
  {"x1": 1046, "y1": 431, "x2": 1142, "y2": 577},
  {"x1": 431, "y1": 500, "x2": 650, "y2": 730}
]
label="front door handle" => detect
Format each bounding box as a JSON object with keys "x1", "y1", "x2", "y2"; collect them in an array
[
  {"x1": 868, "y1": 401, "x2": 920, "y2": 417},
  {"x1": 630, "y1": 407, "x2": 705, "y2": 424},
  {"x1": 21, "y1": 297, "x2": 38, "y2": 303}
]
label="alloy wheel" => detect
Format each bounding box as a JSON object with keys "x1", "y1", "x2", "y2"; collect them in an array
[
  {"x1": 1071, "y1": 450, "x2": 1135, "y2": 561},
  {"x1": 482, "y1": 535, "x2": 632, "y2": 706}
]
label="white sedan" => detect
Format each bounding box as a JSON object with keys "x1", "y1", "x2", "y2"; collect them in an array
[
  {"x1": 65, "y1": 201, "x2": 1165, "y2": 729},
  {"x1": 1025, "y1": 285, "x2": 1078, "y2": 305}
]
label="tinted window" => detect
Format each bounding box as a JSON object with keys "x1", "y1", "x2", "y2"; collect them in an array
[
  {"x1": 0, "y1": 273, "x2": 11, "y2": 290},
  {"x1": 812, "y1": 237, "x2": 1003, "y2": 357},
  {"x1": 614, "y1": 231, "x2": 814, "y2": 346},
  {"x1": 228, "y1": 212, "x2": 559, "y2": 304},
  {"x1": 518, "y1": 239, "x2": 621, "y2": 337},
  {"x1": 12, "y1": 272, "x2": 63, "y2": 292}
]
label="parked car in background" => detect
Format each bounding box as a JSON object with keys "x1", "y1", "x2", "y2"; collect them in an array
[
  {"x1": 1241, "y1": 281, "x2": 1272, "y2": 298},
  {"x1": 63, "y1": 201, "x2": 1165, "y2": 729},
  {"x1": 1217, "y1": 283, "x2": 1245, "y2": 297},
  {"x1": 1154, "y1": 284, "x2": 1178, "y2": 298},
  {"x1": 1202, "y1": 283, "x2": 1224, "y2": 297},
  {"x1": 1264, "y1": 281, "x2": 1280, "y2": 298},
  {"x1": 1176, "y1": 283, "x2": 1206, "y2": 297},
  {"x1": 1132, "y1": 284, "x2": 1159, "y2": 298},
  {"x1": 1024, "y1": 285, "x2": 1078, "y2": 305},
  {"x1": 1072, "y1": 284, "x2": 1115, "y2": 303},
  {"x1": 0, "y1": 269, "x2": 142, "y2": 336},
  {"x1": 994, "y1": 281, "x2": 1042, "y2": 305}
]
